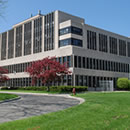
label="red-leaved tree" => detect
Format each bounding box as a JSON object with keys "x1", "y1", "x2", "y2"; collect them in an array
[
  {"x1": 25, "y1": 57, "x2": 71, "y2": 91},
  {"x1": 0, "y1": 66, "x2": 9, "y2": 85}
]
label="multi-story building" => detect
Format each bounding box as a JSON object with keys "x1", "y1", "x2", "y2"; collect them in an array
[{"x1": 0, "y1": 10, "x2": 130, "y2": 91}]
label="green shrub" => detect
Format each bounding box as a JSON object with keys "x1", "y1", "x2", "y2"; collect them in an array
[
  {"x1": 49, "y1": 86, "x2": 86, "y2": 92},
  {"x1": 19, "y1": 86, "x2": 88, "y2": 92},
  {"x1": 50, "y1": 86, "x2": 88, "y2": 93},
  {"x1": 117, "y1": 78, "x2": 129, "y2": 90},
  {"x1": 1, "y1": 86, "x2": 8, "y2": 90},
  {"x1": 1, "y1": 86, "x2": 18, "y2": 90},
  {"x1": 18, "y1": 86, "x2": 46, "y2": 91}
]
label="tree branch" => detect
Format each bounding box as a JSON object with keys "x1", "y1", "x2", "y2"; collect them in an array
[{"x1": 0, "y1": 0, "x2": 7, "y2": 18}]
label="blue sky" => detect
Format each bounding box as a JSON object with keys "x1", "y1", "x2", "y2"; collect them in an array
[{"x1": 0, "y1": 0, "x2": 130, "y2": 37}]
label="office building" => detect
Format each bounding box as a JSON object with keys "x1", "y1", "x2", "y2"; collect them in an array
[{"x1": 0, "y1": 10, "x2": 130, "y2": 90}]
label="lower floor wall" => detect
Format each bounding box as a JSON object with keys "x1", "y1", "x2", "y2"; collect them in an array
[
  {"x1": 1, "y1": 74, "x2": 118, "y2": 91},
  {"x1": 2, "y1": 75, "x2": 73, "y2": 87},
  {"x1": 75, "y1": 75, "x2": 117, "y2": 91}
]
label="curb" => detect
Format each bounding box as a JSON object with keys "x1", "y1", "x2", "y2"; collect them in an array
[
  {"x1": 0, "y1": 96, "x2": 21, "y2": 104},
  {"x1": 0, "y1": 91, "x2": 85, "y2": 105},
  {"x1": 67, "y1": 95, "x2": 85, "y2": 105}
]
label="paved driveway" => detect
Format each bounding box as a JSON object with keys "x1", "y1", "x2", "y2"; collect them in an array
[{"x1": 0, "y1": 92, "x2": 80, "y2": 123}]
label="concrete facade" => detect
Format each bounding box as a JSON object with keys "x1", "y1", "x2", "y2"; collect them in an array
[{"x1": 0, "y1": 10, "x2": 130, "y2": 90}]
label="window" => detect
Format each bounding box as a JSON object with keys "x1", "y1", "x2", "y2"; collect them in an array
[
  {"x1": 71, "y1": 38, "x2": 82, "y2": 47},
  {"x1": 44, "y1": 12, "x2": 54, "y2": 51},
  {"x1": 87, "y1": 30, "x2": 97, "y2": 50},
  {"x1": 75, "y1": 75, "x2": 79, "y2": 86},
  {"x1": 1, "y1": 32, "x2": 7, "y2": 60},
  {"x1": 96, "y1": 59, "x2": 99, "y2": 70},
  {"x1": 83, "y1": 57, "x2": 85, "y2": 68},
  {"x1": 68, "y1": 58, "x2": 129, "y2": 73},
  {"x1": 71, "y1": 26, "x2": 82, "y2": 35},
  {"x1": 99, "y1": 60, "x2": 102, "y2": 70},
  {"x1": 63, "y1": 56, "x2": 67, "y2": 64},
  {"x1": 67, "y1": 56, "x2": 71, "y2": 67},
  {"x1": 109, "y1": 37, "x2": 117, "y2": 54},
  {"x1": 59, "y1": 27, "x2": 71, "y2": 35},
  {"x1": 74, "y1": 56, "x2": 77, "y2": 68},
  {"x1": 93, "y1": 59, "x2": 96, "y2": 69},
  {"x1": 119, "y1": 39, "x2": 126, "y2": 56},
  {"x1": 24, "y1": 22, "x2": 32, "y2": 55},
  {"x1": 108, "y1": 61, "x2": 110, "y2": 71},
  {"x1": 33, "y1": 17, "x2": 42, "y2": 53},
  {"x1": 59, "y1": 57, "x2": 62, "y2": 64},
  {"x1": 78, "y1": 56, "x2": 81, "y2": 68},
  {"x1": 63, "y1": 56, "x2": 67, "y2": 67},
  {"x1": 59, "y1": 39, "x2": 71, "y2": 47},
  {"x1": 8, "y1": 29, "x2": 14, "y2": 59},
  {"x1": 116, "y1": 62, "x2": 118, "y2": 72},
  {"x1": 127, "y1": 42, "x2": 130, "y2": 57},
  {"x1": 59, "y1": 26, "x2": 82, "y2": 36},
  {"x1": 90, "y1": 58, "x2": 92, "y2": 69},
  {"x1": 79, "y1": 75, "x2": 83, "y2": 86},
  {"x1": 59, "y1": 38, "x2": 82, "y2": 47},
  {"x1": 67, "y1": 75, "x2": 72, "y2": 86},
  {"x1": 87, "y1": 58, "x2": 89, "y2": 69},
  {"x1": 15, "y1": 26, "x2": 22, "y2": 57},
  {"x1": 99, "y1": 34, "x2": 108, "y2": 52}
]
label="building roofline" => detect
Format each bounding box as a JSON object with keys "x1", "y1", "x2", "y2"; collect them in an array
[
  {"x1": 85, "y1": 23, "x2": 130, "y2": 40},
  {"x1": 12, "y1": 14, "x2": 43, "y2": 28},
  {"x1": 57, "y1": 10, "x2": 85, "y2": 22},
  {"x1": 0, "y1": 10, "x2": 129, "y2": 40}
]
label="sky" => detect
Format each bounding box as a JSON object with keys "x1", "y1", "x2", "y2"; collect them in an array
[{"x1": 0, "y1": 0, "x2": 130, "y2": 37}]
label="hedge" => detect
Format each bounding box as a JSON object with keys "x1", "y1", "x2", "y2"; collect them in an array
[
  {"x1": 50, "y1": 86, "x2": 88, "y2": 92},
  {"x1": 1, "y1": 86, "x2": 88, "y2": 93},
  {"x1": 1, "y1": 86, "x2": 19, "y2": 90}
]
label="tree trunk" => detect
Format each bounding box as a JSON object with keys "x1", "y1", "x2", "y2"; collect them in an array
[
  {"x1": 46, "y1": 83, "x2": 50, "y2": 92},
  {"x1": 47, "y1": 85, "x2": 50, "y2": 92}
]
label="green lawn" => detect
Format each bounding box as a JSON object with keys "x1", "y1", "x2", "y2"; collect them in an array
[
  {"x1": 0, "y1": 93, "x2": 18, "y2": 101},
  {"x1": 0, "y1": 92, "x2": 130, "y2": 130}
]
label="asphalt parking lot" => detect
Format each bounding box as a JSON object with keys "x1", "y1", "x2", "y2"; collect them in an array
[{"x1": 0, "y1": 92, "x2": 80, "y2": 123}]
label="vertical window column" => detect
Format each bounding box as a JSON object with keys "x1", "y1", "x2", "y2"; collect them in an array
[
  {"x1": 119, "y1": 39, "x2": 126, "y2": 56},
  {"x1": 44, "y1": 13, "x2": 54, "y2": 51},
  {"x1": 127, "y1": 42, "x2": 130, "y2": 57},
  {"x1": 15, "y1": 26, "x2": 22, "y2": 57},
  {"x1": 99, "y1": 34, "x2": 108, "y2": 53},
  {"x1": 109, "y1": 37, "x2": 117, "y2": 54},
  {"x1": 87, "y1": 30, "x2": 97, "y2": 50},
  {"x1": 6, "y1": 31, "x2": 8, "y2": 59},
  {"x1": 33, "y1": 17, "x2": 42, "y2": 53},
  {"x1": 8, "y1": 29, "x2": 14, "y2": 59},
  {"x1": 24, "y1": 22, "x2": 32, "y2": 55},
  {"x1": 1, "y1": 32, "x2": 7, "y2": 60}
]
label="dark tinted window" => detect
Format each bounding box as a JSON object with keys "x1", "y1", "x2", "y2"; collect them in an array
[
  {"x1": 59, "y1": 26, "x2": 82, "y2": 36},
  {"x1": 59, "y1": 38, "x2": 82, "y2": 47},
  {"x1": 71, "y1": 26, "x2": 82, "y2": 35},
  {"x1": 99, "y1": 34, "x2": 108, "y2": 52},
  {"x1": 87, "y1": 30, "x2": 97, "y2": 50},
  {"x1": 109, "y1": 37, "x2": 117, "y2": 55},
  {"x1": 119, "y1": 39, "x2": 126, "y2": 56},
  {"x1": 127, "y1": 42, "x2": 130, "y2": 57}
]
